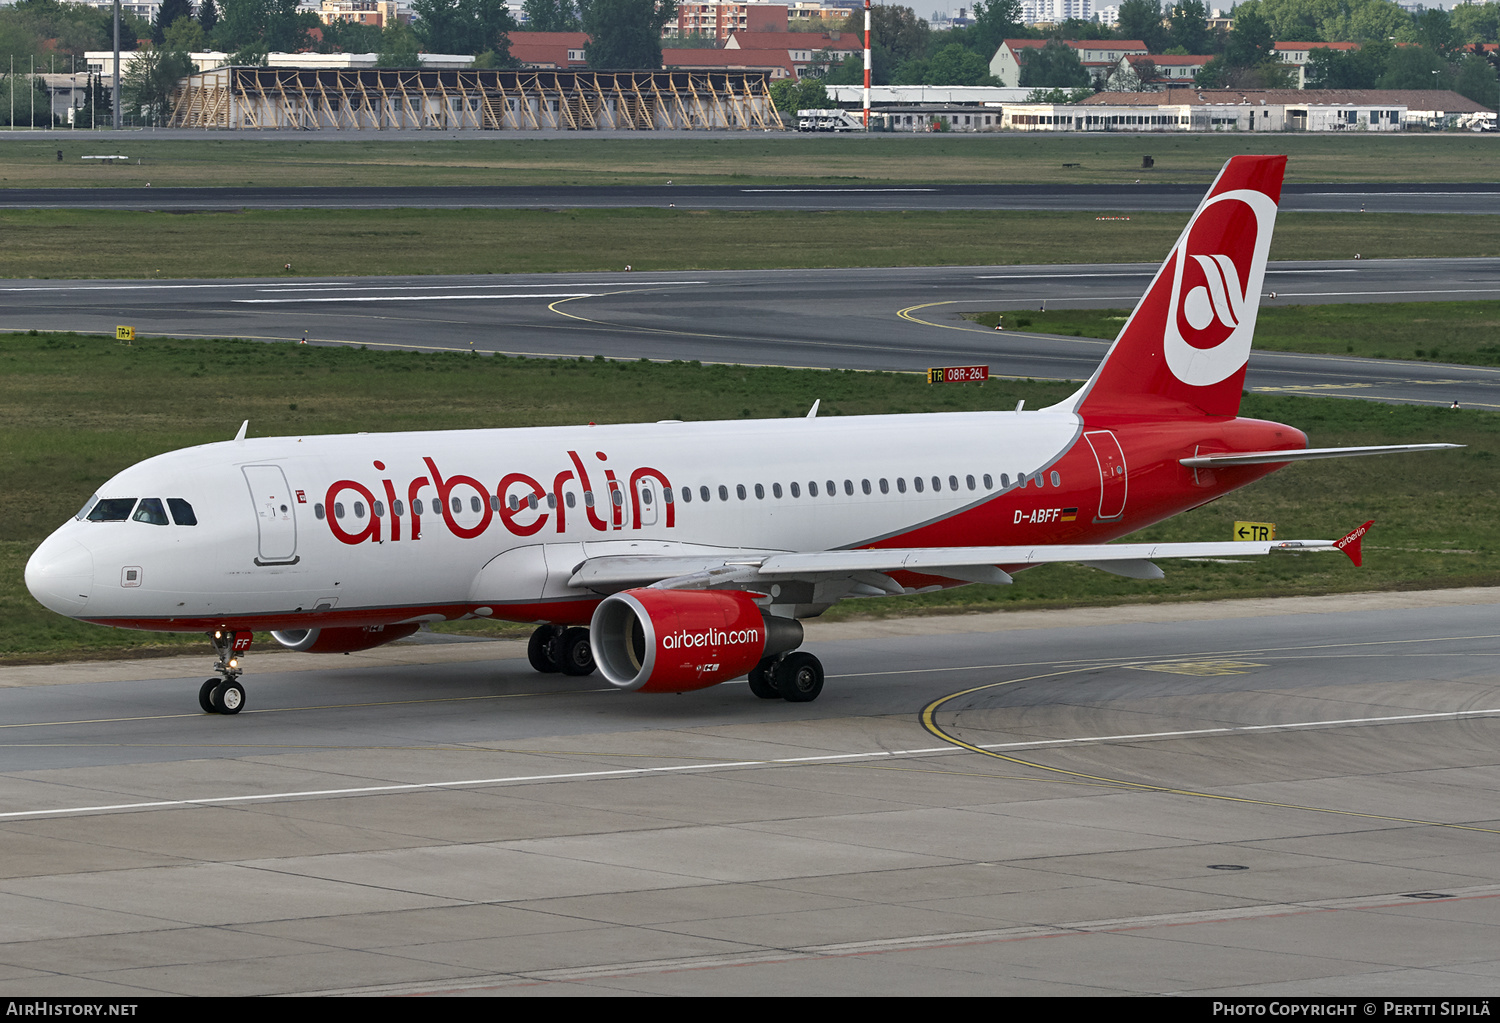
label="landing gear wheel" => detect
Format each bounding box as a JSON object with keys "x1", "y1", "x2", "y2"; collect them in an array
[
  {"x1": 528, "y1": 624, "x2": 563, "y2": 673},
  {"x1": 199, "y1": 679, "x2": 220, "y2": 714},
  {"x1": 213, "y1": 680, "x2": 246, "y2": 715},
  {"x1": 775, "y1": 652, "x2": 824, "y2": 703},
  {"x1": 748, "y1": 659, "x2": 781, "y2": 699},
  {"x1": 558, "y1": 627, "x2": 596, "y2": 676}
]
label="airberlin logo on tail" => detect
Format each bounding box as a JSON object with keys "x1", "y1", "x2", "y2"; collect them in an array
[{"x1": 1164, "y1": 188, "x2": 1278, "y2": 388}]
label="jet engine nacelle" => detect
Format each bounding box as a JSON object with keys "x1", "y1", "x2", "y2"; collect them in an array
[
  {"x1": 269, "y1": 623, "x2": 421, "y2": 654},
  {"x1": 590, "y1": 588, "x2": 803, "y2": 693}
]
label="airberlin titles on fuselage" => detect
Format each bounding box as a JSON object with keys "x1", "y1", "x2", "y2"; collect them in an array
[{"x1": 323, "y1": 450, "x2": 674, "y2": 545}]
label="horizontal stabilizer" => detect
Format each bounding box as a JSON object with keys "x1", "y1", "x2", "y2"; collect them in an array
[{"x1": 1180, "y1": 444, "x2": 1462, "y2": 468}]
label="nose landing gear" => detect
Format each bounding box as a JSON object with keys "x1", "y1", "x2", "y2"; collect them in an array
[{"x1": 201, "y1": 629, "x2": 252, "y2": 714}]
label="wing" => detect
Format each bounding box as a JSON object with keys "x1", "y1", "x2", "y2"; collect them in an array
[{"x1": 569, "y1": 523, "x2": 1375, "y2": 605}]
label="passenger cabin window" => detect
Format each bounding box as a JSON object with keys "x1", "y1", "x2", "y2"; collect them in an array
[{"x1": 87, "y1": 498, "x2": 137, "y2": 521}]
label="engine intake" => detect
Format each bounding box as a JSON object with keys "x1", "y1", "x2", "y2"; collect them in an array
[
  {"x1": 269, "y1": 623, "x2": 421, "y2": 654},
  {"x1": 590, "y1": 589, "x2": 802, "y2": 693}
]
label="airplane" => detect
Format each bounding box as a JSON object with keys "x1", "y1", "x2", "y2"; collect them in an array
[{"x1": 25, "y1": 154, "x2": 1459, "y2": 715}]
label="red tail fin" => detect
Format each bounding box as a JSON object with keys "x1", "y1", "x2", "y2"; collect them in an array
[{"x1": 1073, "y1": 155, "x2": 1286, "y2": 420}]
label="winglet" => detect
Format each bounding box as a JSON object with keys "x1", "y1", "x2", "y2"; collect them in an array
[{"x1": 1334, "y1": 520, "x2": 1373, "y2": 567}]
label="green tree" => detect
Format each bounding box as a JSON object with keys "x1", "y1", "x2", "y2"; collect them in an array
[
  {"x1": 122, "y1": 46, "x2": 193, "y2": 124},
  {"x1": 198, "y1": 0, "x2": 219, "y2": 36},
  {"x1": 1018, "y1": 39, "x2": 1090, "y2": 89},
  {"x1": 1223, "y1": 5, "x2": 1276, "y2": 67},
  {"x1": 522, "y1": 0, "x2": 580, "y2": 32},
  {"x1": 317, "y1": 18, "x2": 384, "y2": 53},
  {"x1": 1025, "y1": 85, "x2": 1091, "y2": 102},
  {"x1": 415, "y1": 0, "x2": 518, "y2": 57},
  {"x1": 375, "y1": 23, "x2": 422, "y2": 66},
  {"x1": 1166, "y1": 0, "x2": 1211, "y2": 54},
  {"x1": 581, "y1": 0, "x2": 673, "y2": 68},
  {"x1": 1341, "y1": 0, "x2": 1409, "y2": 44},
  {"x1": 1376, "y1": 44, "x2": 1450, "y2": 89},
  {"x1": 769, "y1": 75, "x2": 827, "y2": 114},
  {"x1": 163, "y1": 16, "x2": 207, "y2": 53},
  {"x1": 835, "y1": 4, "x2": 930, "y2": 66},
  {"x1": 1249, "y1": 0, "x2": 1325, "y2": 43},
  {"x1": 1409, "y1": 8, "x2": 1458, "y2": 57},
  {"x1": 823, "y1": 48, "x2": 891, "y2": 86},
  {"x1": 1450, "y1": 2, "x2": 1500, "y2": 46},
  {"x1": 213, "y1": 0, "x2": 315, "y2": 54},
  {"x1": 1305, "y1": 41, "x2": 1391, "y2": 89},
  {"x1": 924, "y1": 43, "x2": 998, "y2": 85},
  {"x1": 1455, "y1": 51, "x2": 1499, "y2": 107},
  {"x1": 152, "y1": 0, "x2": 194, "y2": 45},
  {"x1": 0, "y1": 70, "x2": 51, "y2": 125},
  {"x1": 1117, "y1": 0, "x2": 1168, "y2": 52},
  {"x1": 74, "y1": 72, "x2": 111, "y2": 127},
  {"x1": 969, "y1": 0, "x2": 1022, "y2": 55}
]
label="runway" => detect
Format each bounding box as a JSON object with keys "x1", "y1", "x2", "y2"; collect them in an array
[
  {"x1": 7, "y1": 257, "x2": 1500, "y2": 407},
  {"x1": 1, "y1": 589, "x2": 1497, "y2": 995},
  {"x1": 3, "y1": 182, "x2": 1498, "y2": 214}
]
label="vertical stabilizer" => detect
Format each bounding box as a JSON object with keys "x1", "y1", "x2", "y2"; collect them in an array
[{"x1": 1069, "y1": 155, "x2": 1286, "y2": 420}]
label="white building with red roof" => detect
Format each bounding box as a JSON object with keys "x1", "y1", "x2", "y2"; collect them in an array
[
  {"x1": 990, "y1": 39, "x2": 1149, "y2": 87},
  {"x1": 1273, "y1": 41, "x2": 1361, "y2": 88}
]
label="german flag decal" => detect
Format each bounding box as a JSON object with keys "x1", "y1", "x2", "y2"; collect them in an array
[{"x1": 1061, "y1": 508, "x2": 1078, "y2": 522}]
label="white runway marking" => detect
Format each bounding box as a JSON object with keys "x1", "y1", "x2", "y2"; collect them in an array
[
  {"x1": 254, "y1": 281, "x2": 703, "y2": 292},
  {"x1": 233, "y1": 293, "x2": 599, "y2": 304},
  {"x1": 6, "y1": 706, "x2": 1497, "y2": 822},
  {"x1": 740, "y1": 188, "x2": 938, "y2": 193}
]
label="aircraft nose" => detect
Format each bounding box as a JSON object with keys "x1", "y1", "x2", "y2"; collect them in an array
[{"x1": 25, "y1": 536, "x2": 93, "y2": 616}]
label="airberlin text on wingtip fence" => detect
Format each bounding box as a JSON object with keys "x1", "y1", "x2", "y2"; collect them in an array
[{"x1": 1212, "y1": 1004, "x2": 1492, "y2": 1017}]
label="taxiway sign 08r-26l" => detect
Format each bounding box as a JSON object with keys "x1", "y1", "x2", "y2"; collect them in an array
[{"x1": 25, "y1": 155, "x2": 1459, "y2": 714}]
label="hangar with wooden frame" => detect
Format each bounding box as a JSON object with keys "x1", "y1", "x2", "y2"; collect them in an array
[{"x1": 168, "y1": 66, "x2": 784, "y2": 131}]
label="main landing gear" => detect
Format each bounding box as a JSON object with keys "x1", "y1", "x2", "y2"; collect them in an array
[
  {"x1": 201, "y1": 629, "x2": 251, "y2": 715},
  {"x1": 749, "y1": 651, "x2": 825, "y2": 703},
  {"x1": 528, "y1": 624, "x2": 597, "y2": 677}
]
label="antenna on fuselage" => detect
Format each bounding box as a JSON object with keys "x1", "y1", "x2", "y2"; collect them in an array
[
  {"x1": 806, "y1": 400, "x2": 820, "y2": 419},
  {"x1": 1015, "y1": 400, "x2": 1025, "y2": 413},
  {"x1": 234, "y1": 420, "x2": 248, "y2": 442}
]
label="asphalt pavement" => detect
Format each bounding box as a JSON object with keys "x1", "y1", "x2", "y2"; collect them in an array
[{"x1": 5, "y1": 258, "x2": 1499, "y2": 408}]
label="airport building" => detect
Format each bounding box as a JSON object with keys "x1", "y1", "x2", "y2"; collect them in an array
[
  {"x1": 166, "y1": 66, "x2": 783, "y2": 131},
  {"x1": 998, "y1": 88, "x2": 1489, "y2": 132}
]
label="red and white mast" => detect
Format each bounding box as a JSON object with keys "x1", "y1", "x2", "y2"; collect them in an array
[{"x1": 863, "y1": 0, "x2": 871, "y2": 130}]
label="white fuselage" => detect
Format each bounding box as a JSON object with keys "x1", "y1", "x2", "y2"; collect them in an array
[{"x1": 27, "y1": 409, "x2": 1093, "y2": 630}]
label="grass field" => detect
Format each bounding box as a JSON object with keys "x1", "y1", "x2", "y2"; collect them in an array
[
  {"x1": 971, "y1": 301, "x2": 1500, "y2": 367},
  {"x1": 1, "y1": 332, "x2": 1488, "y2": 661},
  {"x1": 0, "y1": 208, "x2": 1493, "y2": 279},
  {"x1": 4, "y1": 134, "x2": 1498, "y2": 187}
]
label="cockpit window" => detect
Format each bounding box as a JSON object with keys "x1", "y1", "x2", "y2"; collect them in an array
[
  {"x1": 75, "y1": 495, "x2": 100, "y2": 521},
  {"x1": 87, "y1": 498, "x2": 137, "y2": 521},
  {"x1": 167, "y1": 499, "x2": 197, "y2": 526},
  {"x1": 132, "y1": 498, "x2": 170, "y2": 525}
]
